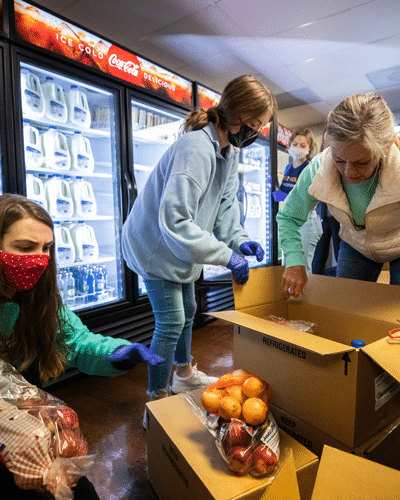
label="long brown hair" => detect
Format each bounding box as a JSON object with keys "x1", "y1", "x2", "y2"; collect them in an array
[
  {"x1": 184, "y1": 75, "x2": 277, "y2": 133},
  {"x1": 0, "y1": 194, "x2": 68, "y2": 383}
]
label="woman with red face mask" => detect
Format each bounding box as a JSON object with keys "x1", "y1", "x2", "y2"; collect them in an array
[{"x1": 0, "y1": 194, "x2": 163, "y2": 498}]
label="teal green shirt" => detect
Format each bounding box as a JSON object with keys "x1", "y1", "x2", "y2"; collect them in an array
[
  {"x1": 0, "y1": 302, "x2": 131, "y2": 383},
  {"x1": 276, "y1": 153, "x2": 379, "y2": 268}
]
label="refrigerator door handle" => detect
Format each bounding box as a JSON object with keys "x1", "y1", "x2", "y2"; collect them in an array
[{"x1": 123, "y1": 166, "x2": 135, "y2": 211}]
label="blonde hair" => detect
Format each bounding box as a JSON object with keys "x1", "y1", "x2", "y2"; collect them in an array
[
  {"x1": 288, "y1": 129, "x2": 316, "y2": 160},
  {"x1": 325, "y1": 92, "x2": 400, "y2": 162},
  {"x1": 184, "y1": 75, "x2": 277, "y2": 132}
]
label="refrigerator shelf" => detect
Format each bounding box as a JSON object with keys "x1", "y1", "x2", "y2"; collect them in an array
[
  {"x1": 238, "y1": 163, "x2": 261, "y2": 173},
  {"x1": 69, "y1": 287, "x2": 117, "y2": 311},
  {"x1": 53, "y1": 216, "x2": 114, "y2": 222},
  {"x1": 23, "y1": 116, "x2": 111, "y2": 138},
  {"x1": 135, "y1": 164, "x2": 154, "y2": 172},
  {"x1": 26, "y1": 167, "x2": 112, "y2": 178}
]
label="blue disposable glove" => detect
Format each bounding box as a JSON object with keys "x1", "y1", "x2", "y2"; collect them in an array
[
  {"x1": 272, "y1": 190, "x2": 288, "y2": 203},
  {"x1": 108, "y1": 343, "x2": 165, "y2": 371},
  {"x1": 226, "y1": 252, "x2": 249, "y2": 285},
  {"x1": 240, "y1": 241, "x2": 265, "y2": 262}
]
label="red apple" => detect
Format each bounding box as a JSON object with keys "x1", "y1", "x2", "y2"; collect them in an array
[
  {"x1": 251, "y1": 445, "x2": 278, "y2": 476},
  {"x1": 227, "y1": 445, "x2": 252, "y2": 475},
  {"x1": 55, "y1": 406, "x2": 80, "y2": 430}
]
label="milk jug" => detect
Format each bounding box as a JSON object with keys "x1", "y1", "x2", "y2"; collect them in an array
[
  {"x1": 41, "y1": 77, "x2": 68, "y2": 123},
  {"x1": 45, "y1": 174, "x2": 74, "y2": 218},
  {"x1": 26, "y1": 172, "x2": 47, "y2": 210},
  {"x1": 54, "y1": 221, "x2": 76, "y2": 267},
  {"x1": 70, "y1": 177, "x2": 97, "y2": 217},
  {"x1": 70, "y1": 221, "x2": 99, "y2": 262},
  {"x1": 66, "y1": 85, "x2": 91, "y2": 129},
  {"x1": 20, "y1": 68, "x2": 45, "y2": 120},
  {"x1": 68, "y1": 132, "x2": 94, "y2": 172},
  {"x1": 41, "y1": 127, "x2": 71, "y2": 171},
  {"x1": 23, "y1": 120, "x2": 44, "y2": 170}
]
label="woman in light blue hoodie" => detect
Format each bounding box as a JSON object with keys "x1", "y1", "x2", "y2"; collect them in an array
[{"x1": 122, "y1": 75, "x2": 277, "y2": 418}]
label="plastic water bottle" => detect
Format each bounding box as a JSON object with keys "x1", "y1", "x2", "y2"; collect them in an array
[
  {"x1": 82, "y1": 267, "x2": 97, "y2": 303},
  {"x1": 57, "y1": 271, "x2": 65, "y2": 302},
  {"x1": 23, "y1": 120, "x2": 44, "y2": 170},
  {"x1": 94, "y1": 265, "x2": 106, "y2": 294},
  {"x1": 41, "y1": 126, "x2": 71, "y2": 171},
  {"x1": 21, "y1": 68, "x2": 45, "y2": 120},
  {"x1": 70, "y1": 176, "x2": 97, "y2": 217},
  {"x1": 68, "y1": 131, "x2": 94, "y2": 173},
  {"x1": 41, "y1": 77, "x2": 68, "y2": 123},
  {"x1": 66, "y1": 85, "x2": 91, "y2": 129},
  {"x1": 65, "y1": 271, "x2": 76, "y2": 307}
]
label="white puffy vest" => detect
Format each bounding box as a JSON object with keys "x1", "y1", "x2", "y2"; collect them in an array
[{"x1": 308, "y1": 144, "x2": 400, "y2": 263}]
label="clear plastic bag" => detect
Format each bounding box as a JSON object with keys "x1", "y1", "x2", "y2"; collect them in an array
[
  {"x1": 0, "y1": 358, "x2": 95, "y2": 499},
  {"x1": 267, "y1": 315, "x2": 316, "y2": 333},
  {"x1": 185, "y1": 370, "x2": 280, "y2": 478}
]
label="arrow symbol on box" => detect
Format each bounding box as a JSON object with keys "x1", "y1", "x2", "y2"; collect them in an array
[{"x1": 342, "y1": 353, "x2": 351, "y2": 376}]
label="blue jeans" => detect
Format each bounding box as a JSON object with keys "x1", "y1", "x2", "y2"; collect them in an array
[
  {"x1": 144, "y1": 278, "x2": 196, "y2": 396},
  {"x1": 337, "y1": 240, "x2": 400, "y2": 285}
]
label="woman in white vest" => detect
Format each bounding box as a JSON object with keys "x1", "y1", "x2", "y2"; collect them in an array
[{"x1": 276, "y1": 92, "x2": 400, "y2": 298}]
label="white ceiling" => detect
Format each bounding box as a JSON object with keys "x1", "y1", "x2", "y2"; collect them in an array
[{"x1": 29, "y1": 0, "x2": 400, "y2": 130}]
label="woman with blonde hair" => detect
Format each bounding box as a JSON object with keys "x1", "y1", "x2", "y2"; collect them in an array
[
  {"x1": 122, "y1": 75, "x2": 276, "y2": 423},
  {"x1": 277, "y1": 92, "x2": 400, "y2": 297}
]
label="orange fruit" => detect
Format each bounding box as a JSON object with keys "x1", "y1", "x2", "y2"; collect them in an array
[
  {"x1": 219, "y1": 396, "x2": 242, "y2": 420},
  {"x1": 242, "y1": 397, "x2": 268, "y2": 426},
  {"x1": 242, "y1": 376, "x2": 266, "y2": 398},
  {"x1": 226, "y1": 384, "x2": 246, "y2": 404},
  {"x1": 201, "y1": 388, "x2": 223, "y2": 414}
]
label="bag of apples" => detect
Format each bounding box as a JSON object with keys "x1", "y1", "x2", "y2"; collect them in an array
[
  {"x1": 198, "y1": 369, "x2": 280, "y2": 477},
  {"x1": 0, "y1": 358, "x2": 95, "y2": 500}
]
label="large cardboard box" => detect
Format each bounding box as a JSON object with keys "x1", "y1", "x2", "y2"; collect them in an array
[
  {"x1": 271, "y1": 403, "x2": 400, "y2": 469},
  {"x1": 209, "y1": 266, "x2": 400, "y2": 447},
  {"x1": 146, "y1": 390, "x2": 319, "y2": 500},
  {"x1": 261, "y1": 445, "x2": 400, "y2": 500}
]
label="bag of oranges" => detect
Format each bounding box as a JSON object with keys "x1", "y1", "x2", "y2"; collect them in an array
[{"x1": 190, "y1": 369, "x2": 280, "y2": 477}]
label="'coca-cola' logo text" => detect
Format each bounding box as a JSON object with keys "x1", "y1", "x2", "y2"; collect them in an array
[{"x1": 109, "y1": 53, "x2": 140, "y2": 76}]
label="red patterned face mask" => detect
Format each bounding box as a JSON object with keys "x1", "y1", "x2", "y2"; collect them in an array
[{"x1": 0, "y1": 252, "x2": 50, "y2": 290}]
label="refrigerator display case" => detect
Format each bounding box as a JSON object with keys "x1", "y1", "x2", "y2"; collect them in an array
[
  {"x1": 128, "y1": 94, "x2": 187, "y2": 296},
  {"x1": 18, "y1": 59, "x2": 125, "y2": 312}
]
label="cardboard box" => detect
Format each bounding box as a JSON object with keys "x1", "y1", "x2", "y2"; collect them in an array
[
  {"x1": 209, "y1": 266, "x2": 400, "y2": 447},
  {"x1": 261, "y1": 445, "x2": 400, "y2": 500},
  {"x1": 146, "y1": 390, "x2": 319, "y2": 500},
  {"x1": 271, "y1": 403, "x2": 400, "y2": 470}
]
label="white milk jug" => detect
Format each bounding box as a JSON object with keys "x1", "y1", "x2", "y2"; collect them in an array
[
  {"x1": 70, "y1": 221, "x2": 99, "y2": 262},
  {"x1": 21, "y1": 68, "x2": 45, "y2": 120},
  {"x1": 54, "y1": 222, "x2": 76, "y2": 267},
  {"x1": 41, "y1": 77, "x2": 68, "y2": 123},
  {"x1": 41, "y1": 127, "x2": 71, "y2": 171},
  {"x1": 26, "y1": 173, "x2": 47, "y2": 210},
  {"x1": 45, "y1": 174, "x2": 74, "y2": 218},
  {"x1": 66, "y1": 85, "x2": 91, "y2": 129},
  {"x1": 23, "y1": 120, "x2": 44, "y2": 170},
  {"x1": 68, "y1": 132, "x2": 94, "y2": 172},
  {"x1": 70, "y1": 177, "x2": 97, "y2": 217}
]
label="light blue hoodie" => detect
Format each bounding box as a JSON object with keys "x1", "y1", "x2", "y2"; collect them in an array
[{"x1": 122, "y1": 122, "x2": 249, "y2": 283}]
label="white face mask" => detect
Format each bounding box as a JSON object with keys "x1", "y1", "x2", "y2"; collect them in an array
[{"x1": 288, "y1": 145, "x2": 309, "y2": 160}]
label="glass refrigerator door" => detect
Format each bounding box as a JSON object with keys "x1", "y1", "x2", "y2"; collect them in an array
[
  {"x1": 203, "y1": 139, "x2": 272, "y2": 281},
  {"x1": 130, "y1": 97, "x2": 185, "y2": 296},
  {"x1": 20, "y1": 61, "x2": 124, "y2": 311}
]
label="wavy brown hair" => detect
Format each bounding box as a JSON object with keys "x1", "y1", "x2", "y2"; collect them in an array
[
  {"x1": 184, "y1": 75, "x2": 277, "y2": 135},
  {"x1": 0, "y1": 194, "x2": 68, "y2": 383}
]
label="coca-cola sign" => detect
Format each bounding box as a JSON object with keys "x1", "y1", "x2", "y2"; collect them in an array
[{"x1": 107, "y1": 47, "x2": 141, "y2": 84}]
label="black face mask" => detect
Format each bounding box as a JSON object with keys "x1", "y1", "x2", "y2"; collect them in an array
[{"x1": 227, "y1": 124, "x2": 259, "y2": 148}]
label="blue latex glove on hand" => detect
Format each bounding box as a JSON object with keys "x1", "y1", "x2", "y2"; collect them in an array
[
  {"x1": 227, "y1": 252, "x2": 249, "y2": 285},
  {"x1": 108, "y1": 343, "x2": 165, "y2": 371},
  {"x1": 272, "y1": 190, "x2": 288, "y2": 203},
  {"x1": 240, "y1": 241, "x2": 265, "y2": 262}
]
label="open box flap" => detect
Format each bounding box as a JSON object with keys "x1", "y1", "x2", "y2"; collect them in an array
[
  {"x1": 260, "y1": 449, "x2": 301, "y2": 500},
  {"x1": 208, "y1": 310, "x2": 352, "y2": 356},
  {"x1": 362, "y1": 337, "x2": 400, "y2": 383}
]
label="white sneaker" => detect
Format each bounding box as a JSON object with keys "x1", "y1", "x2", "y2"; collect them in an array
[{"x1": 171, "y1": 364, "x2": 218, "y2": 394}]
